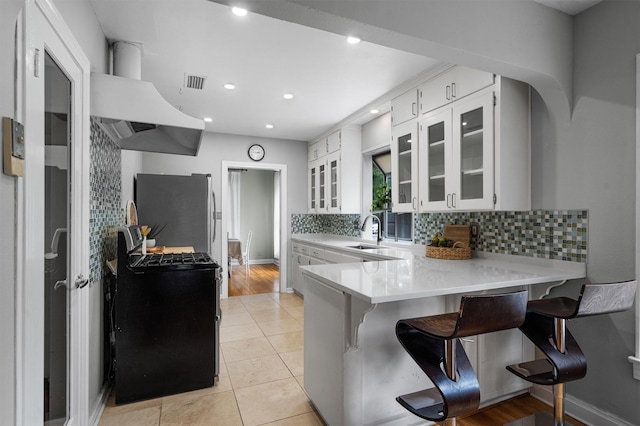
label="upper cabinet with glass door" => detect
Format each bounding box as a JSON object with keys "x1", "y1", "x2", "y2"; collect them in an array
[
  {"x1": 391, "y1": 120, "x2": 419, "y2": 213},
  {"x1": 419, "y1": 77, "x2": 530, "y2": 212}
]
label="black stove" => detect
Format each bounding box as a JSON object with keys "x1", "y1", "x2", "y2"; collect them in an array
[{"x1": 130, "y1": 252, "x2": 217, "y2": 271}]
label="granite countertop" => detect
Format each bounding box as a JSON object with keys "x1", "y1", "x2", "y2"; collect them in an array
[{"x1": 294, "y1": 234, "x2": 586, "y2": 304}]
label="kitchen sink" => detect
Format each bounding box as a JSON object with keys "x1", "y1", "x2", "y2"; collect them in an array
[{"x1": 347, "y1": 244, "x2": 385, "y2": 250}]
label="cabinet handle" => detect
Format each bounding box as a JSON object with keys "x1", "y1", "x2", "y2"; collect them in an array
[
  {"x1": 446, "y1": 85, "x2": 451, "y2": 100},
  {"x1": 412, "y1": 102, "x2": 417, "y2": 116},
  {"x1": 451, "y1": 82, "x2": 456, "y2": 98},
  {"x1": 452, "y1": 193, "x2": 457, "y2": 208},
  {"x1": 446, "y1": 193, "x2": 451, "y2": 208},
  {"x1": 412, "y1": 197, "x2": 417, "y2": 210}
]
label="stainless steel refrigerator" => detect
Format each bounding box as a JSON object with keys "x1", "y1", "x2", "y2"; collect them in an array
[{"x1": 135, "y1": 173, "x2": 216, "y2": 254}]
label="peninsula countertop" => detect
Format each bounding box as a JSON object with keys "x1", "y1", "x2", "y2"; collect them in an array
[{"x1": 294, "y1": 235, "x2": 586, "y2": 304}]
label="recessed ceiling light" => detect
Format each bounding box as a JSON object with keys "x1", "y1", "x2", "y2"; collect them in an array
[
  {"x1": 283, "y1": 93, "x2": 294, "y2": 100},
  {"x1": 265, "y1": 124, "x2": 274, "y2": 129},
  {"x1": 204, "y1": 117, "x2": 213, "y2": 123},
  {"x1": 224, "y1": 83, "x2": 236, "y2": 90},
  {"x1": 347, "y1": 36, "x2": 361, "y2": 44},
  {"x1": 370, "y1": 109, "x2": 379, "y2": 114},
  {"x1": 231, "y1": 7, "x2": 248, "y2": 16}
]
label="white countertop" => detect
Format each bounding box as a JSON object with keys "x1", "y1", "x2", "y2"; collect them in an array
[{"x1": 294, "y1": 234, "x2": 586, "y2": 304}]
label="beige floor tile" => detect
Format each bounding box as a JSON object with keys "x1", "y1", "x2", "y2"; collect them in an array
[
  {"x1": 219, "y1": 323, "x2": 264, "y2": 343},
  {"x1": 101, "y1": 393, "x2": 162, "y2": 417},
  {"x1": 221, "y1": 336, "x2": 277, "y2": 362},
  {"x1": 220, "y1": 312, "x2": 255, "y2": 328},
  {"x1": 243, "y1": 299, "x2": 281, "y2": 312},
  {"x1": 279, "y1": 349, "x2": 304, "y2": 377},
  {"x1": 238, "y1": 293, "x2": 274, "y2": 303},
  {"x1": 227, "y1": 354, "x2": 293, "y2": 389},
  {"x1": 267, "y1": 331, "x2": 304, "y2": 353},
  {"x1": 249, "y1": 308, "x2": 294, "y2": 323},
  {"x1": 277, "y1": 297, "x2": 304, "y2": 309},
  {"x1": 223, "y1": 303, "x2": 250, "y2": 315},
  {"x1": 295, "y1": 316, "x2": 304, "y2": 326},
  {"x1": 284, "y1": 306, "x2": 304, "y2": 319},
  {"x1": 295, "y1": 375, "x2": 305, "y2": 389},
  {"x1": 220, "y1": 296, "x2": 243, "y2": 306},
  {"x1": 258, "y1": 318, "x2": 304, "y2": 336},
  {"x1": 268, "y1": 292, "x2": 301, "y2": 303},
  {"x1": 99, "y1": 405, "x2": 161, "y2": 426},
  {"x1": 235, "y1": 378, "x2": 313, "y2": 426},
  {"x1": 262, "y1": 411, "x2": 326, "y2": 426},
  {"x1": 160, "y1": 390, "x2": 242, "y2": 426}
]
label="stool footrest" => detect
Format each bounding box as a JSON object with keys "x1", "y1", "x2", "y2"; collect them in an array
[
  {"x1": 506, "y1": 359, "x2": 556, "y2": 385},
  {"x1": 396, "y1": 387, "x2": 445, "y2": 421}
]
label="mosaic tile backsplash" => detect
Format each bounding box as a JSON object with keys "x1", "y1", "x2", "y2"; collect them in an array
[
  {"x1": 292, "y1": 210, "x2": 588, "y2": 263},
  {"x1": 89, "y1": 118, "x2": 122, "y2": 283}
]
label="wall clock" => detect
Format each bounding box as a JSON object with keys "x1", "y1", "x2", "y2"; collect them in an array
[{"x1": 248, "y1": 144, "x2": 265, "y2": 161}]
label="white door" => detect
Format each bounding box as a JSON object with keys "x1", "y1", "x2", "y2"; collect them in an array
[{"x1": 20, "y1": 0, "x2": 90, "y2": 424}]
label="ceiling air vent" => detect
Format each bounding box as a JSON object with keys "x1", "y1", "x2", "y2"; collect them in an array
[{"x1": 184, "y1": 74, "x2": 207, "y2": 90}]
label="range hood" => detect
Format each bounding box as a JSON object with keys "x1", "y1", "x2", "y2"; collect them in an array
[{"x1": 91, "y1": 41, "x2": 204, "y2": 156}]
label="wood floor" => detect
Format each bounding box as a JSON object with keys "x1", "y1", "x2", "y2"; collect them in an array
[
  {"x1": 228, "y1": 263, "x2": 280, "y2": 296},
  {"x1": 227, "y1": 265, "x2": 586, "y2": 426}
]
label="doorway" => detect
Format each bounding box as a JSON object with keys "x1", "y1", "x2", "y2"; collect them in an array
[
  {"x1": 20, "y1": 0, "x2": 91, "y2": 424},
  {"x1": 221, "y1": 161, "x2": 288, "y2": 299},
  {"x1": 227, "y1": 169, "x2": 280, "y2": 296}
]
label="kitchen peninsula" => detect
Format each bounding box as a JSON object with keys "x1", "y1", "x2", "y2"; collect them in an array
[{"x1": 296, "y1": 236, "x2": 586, "y2": 426}]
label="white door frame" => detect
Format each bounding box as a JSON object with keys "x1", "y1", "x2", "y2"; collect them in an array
[
  {"x1": 19, "y1": 0, "x2": 91, "y2": 424},
  {"x1": 220, "y1": 161, "x2": 289, "y2": 298}
]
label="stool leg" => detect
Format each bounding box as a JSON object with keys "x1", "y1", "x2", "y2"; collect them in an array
[
  {"x1": 553, "y1": 318, "x2": 566, "y2": 426},
  {"x1": 444, "y1": 339, "x2": 457, "y2": 426}
]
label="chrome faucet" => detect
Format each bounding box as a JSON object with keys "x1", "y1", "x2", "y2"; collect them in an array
[{"x1": 361, "y1": 214, "x2": 382, "y2": 245}]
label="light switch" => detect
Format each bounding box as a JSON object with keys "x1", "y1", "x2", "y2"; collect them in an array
[{"x1": 3, "y1": 117, "x2": 25, "y2": 177}]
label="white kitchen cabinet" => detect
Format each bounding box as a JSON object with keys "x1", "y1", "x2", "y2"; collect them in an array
[
  {"x1": 419, "y1": 65, "x2": 494, "y2": 114},
  {"x1": 391, "y1": 88, "x2": 418, "y2": 126},
  {"x1": 391, "y1": 119, "x2": 419, "y2": 213},
  {"x1": 419, "y1": 78, "x2": 530, "y2": 212},
  {"x1": 307, "y1": 125, "x2": 361, "y2": 214},
  {"x1": 292, "y1": 244, "x2": 327, "y2": 295}
]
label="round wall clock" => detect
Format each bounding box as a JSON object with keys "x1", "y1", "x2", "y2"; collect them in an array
[{"x1": 248, "y1": 144, "x2": 265, "y2": 161}]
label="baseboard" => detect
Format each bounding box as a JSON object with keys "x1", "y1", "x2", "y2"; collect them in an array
[
  {"x1": 230, "y1": 259, "x2": 277, "y2": 266},
  {"x1": 89, "y1": 384, "x2": 111, "y2": 426},
  {"x1": 531, "y1": 385, "x2": 636, "y2": 426}
]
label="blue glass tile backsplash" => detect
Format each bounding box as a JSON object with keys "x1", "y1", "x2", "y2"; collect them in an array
[
  {"x1": 89, "y1": 118, "x2": 123, "y2": 282},
  {"x1": 292, "y1": 210, "x2": 588, "y2": 263}
]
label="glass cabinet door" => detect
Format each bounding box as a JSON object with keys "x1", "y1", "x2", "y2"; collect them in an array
[
  {"x1": 319, "y1": 162, "x2": 326, "y2": 211},
  {"x1": 419, "y1": 109, "x2": 451, "y2": 212},
  {"x1": 453, "y1": 91, "x2": 494, "y2": 210},
  {"x1": 391, "y1": 120, "x2": 418, "y2": 212},
  {"x1": 308, "y1": 162, "x2": 317, "y2": 211},
  {"x1": 328, "y1": 153, "x2": 340, "y2": 212}
]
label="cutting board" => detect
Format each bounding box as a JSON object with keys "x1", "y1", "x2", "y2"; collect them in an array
[{"x1": 443, "y1": 223, "x2": 471, "y2": 247}]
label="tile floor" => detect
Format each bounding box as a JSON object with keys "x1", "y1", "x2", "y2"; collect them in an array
[{"x1": 98, "y1": 292, "x2": 325, "y2": 426}]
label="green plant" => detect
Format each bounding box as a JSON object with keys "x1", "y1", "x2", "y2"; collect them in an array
[{"x1": 372, "y1": 181, "x2": 391, "y2": 211}]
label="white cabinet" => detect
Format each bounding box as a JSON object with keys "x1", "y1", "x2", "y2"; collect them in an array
[
  {"x1": 419, "y1": 78, "x2": 530, "y2": 212},
  {"x1": 307, "y1": 125, "x2": 361, "y2": 214},
  {"x1": 391, "y1": 120, "x2": 419, "y2": 213},
  {"x1": 391, "y1": 89, "x2": 418, "y2": 126},
  {"x1": 419, "y1": 89, "x2": 494, "y2": 211},
  {"x1": 419, "y1": 66, "x2": 494, "y2": 115},
  {"x1": 292, "y1": 243, "x2": 327, "y2": 295}
]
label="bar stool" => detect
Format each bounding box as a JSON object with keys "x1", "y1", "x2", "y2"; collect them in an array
[
  {"x1": 506, "y1": 280, "x2": 637, "y2": 426},
  {"x1": 396, "y1": 290, "x2": 529, "y2": 425}
]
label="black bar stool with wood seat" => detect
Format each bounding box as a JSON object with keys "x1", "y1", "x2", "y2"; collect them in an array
[
  {"x1": 505, "y1": 280, "x2": 637, "y2": 426},
  {"x1": 396, "y1": 290, "x2": 529, "y2": 425}
]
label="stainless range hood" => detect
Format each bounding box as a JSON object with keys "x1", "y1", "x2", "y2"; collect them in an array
[{"x1": 91, "y1": 41, "x2": 204, "y2": 156}]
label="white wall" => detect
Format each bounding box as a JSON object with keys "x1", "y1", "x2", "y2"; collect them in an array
[
  {"x1": 130, "y1": 132, "x2": 307, "y2": 269},
  {"x1": 0, "y1": 3, "x2": 24, "y2": 424}
]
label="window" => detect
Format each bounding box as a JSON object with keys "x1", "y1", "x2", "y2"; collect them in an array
[{"x1": 372, "y1": 152, "x2": 412, "y2": 242}]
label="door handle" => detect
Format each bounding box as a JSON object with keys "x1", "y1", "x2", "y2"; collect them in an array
[
  {"x1": 54, "y1": 280, "x2": 67, "y2": 290},
  {"x1": 75, "y1": 274, "x2": 89, "y2": 289}
]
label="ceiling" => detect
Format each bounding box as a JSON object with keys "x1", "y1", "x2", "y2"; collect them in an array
[
  {"x1": 89, "y1": 0, "x2": 601, "y2": 143},
  {"x1": 89, "y1": 0, "x2": 440, "y2": 142}
]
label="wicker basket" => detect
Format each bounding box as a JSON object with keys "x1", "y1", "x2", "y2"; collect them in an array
[{"x1": 426, "y1": 241, "x2": 472, "y2": 260}]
